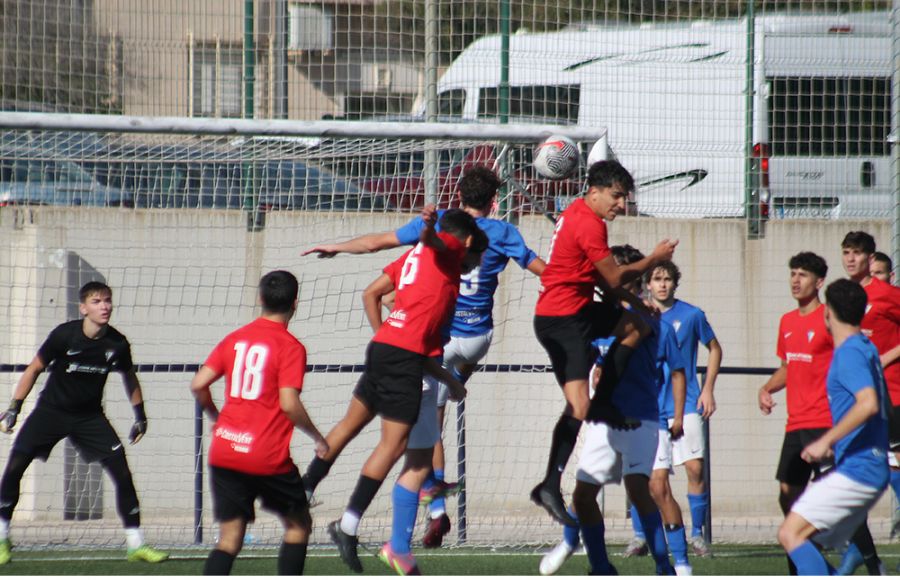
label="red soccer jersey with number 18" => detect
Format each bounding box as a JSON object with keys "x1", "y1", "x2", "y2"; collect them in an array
[
  {"x1": 862, "y1": 277, "x2": 900, "y2": 404},
  {"x1": 374, "y1": 232, "x2": 465, "y2": 357},
  {"x1": 204, "y1": 317, "x2": 307, "y2": 475},
  {"x1": 535, "y1": 197, "x2": 612, "y2": 317},
  {"x1": 776, "y1": 304, "x2": 833, "y2": 432}
]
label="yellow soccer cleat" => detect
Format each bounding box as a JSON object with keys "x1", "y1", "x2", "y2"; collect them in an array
[
  {"x1": 126, "y1": 544, "x2": 169, "y2": 563},
  {"x1": 0, "y1": 539, "x2": 11, "y2": 565}
]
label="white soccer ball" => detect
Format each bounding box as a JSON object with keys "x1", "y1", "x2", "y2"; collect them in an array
[{"x1": 533, "y1": 135, "x2": 580, "y2": 180}]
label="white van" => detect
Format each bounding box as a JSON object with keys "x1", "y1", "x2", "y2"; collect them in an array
[{"x1": 430, "y1": 13, "x2": 891, "y2": 222}]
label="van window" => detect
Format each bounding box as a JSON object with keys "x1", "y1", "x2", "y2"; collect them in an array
[
  {"x1": 438, "y1": 89, "x2": 466, "y2": 116},
  {"x1": 478, "y1": 85, "x2": 580, "y2": 124},
  {"x1": 768, "y1": 76, "x2": 890, "y2": 157}
]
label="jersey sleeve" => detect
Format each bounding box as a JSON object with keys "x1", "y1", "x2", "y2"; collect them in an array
[
  {"x1": 573, "y1": 217, "x2": 611, "y2": 264},
  {"x1": 36, "y1": 324, "x2": 67, "y2": 366},
  {"x1": 117, "y1": 337, "x2": 134, "y2": 373},
  {"x1": 835, "y1": 346, "x2": 878, "y2": 396},
  {"x1": 203, "y1": 340, "x2": 228, "y2": 374},
  {"x1": 695, "y1": 309, "x2": 717, "y2": 345},
  {"x1": 661, "y1": 322, "x2": 687, "y2": 372},
  {"x1": 499, "y1": 224, "x2": 539, "y2": 269},
  {"x1": 394, "y1": 216, "x2": 427, "y2": 246},
  {"x1": 384, "y1": 250, "x2": 410, "y2": 286},
  {"x1": 776, "y1": 315, "x2": 787, "y2": 361},
  {"x1": 278, "y1": 340, "x2": 306, "y2": 392}
]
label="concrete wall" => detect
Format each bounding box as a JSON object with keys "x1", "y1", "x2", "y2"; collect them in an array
[{"x1": 0, "y1": 206, "x2": 893, "y2": 546}]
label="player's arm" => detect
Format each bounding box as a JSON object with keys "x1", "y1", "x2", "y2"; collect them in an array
[
  {"x1": 670, "y1": 368, "x2": 687, "y2": 440},
  {"x1": 697, "y1": 337, "x2": 723, "y2": 419},
  {"x1": 424, "y1": 358, "x2": 467, "y2": 402},
  {"x1": 592, "y1": 239, "x2": 678, "y2": 288},
  {"x1": 417, "y1": 204, "x2": 447, "y2": 252},
  {"x1": 879, "y1": 343, "x2": 900, "y2": 370},
  {"x1": 362, "y1": 273, "x2": 395, "y2": 333},
  {"x1": 190, "y1": 365, "x2": 224, "y2": 422},
  {"x1": 0, "y1": 355, "x2": 46, "y2": 433},
  {"x1": 758, "y1": 362, "x2": 788, "y2": 415},
  {"x1": 121, "y1": 369, "x2": 150, "y2": 444},
  {"x1": 302, "y1": 231, "x2": 401, "y2": 258},
  {"x1": 526, "y1": 257, "x2": 546, "y2": 276},
  {"x1": 279, "y1": 388, "x2": 328, "y2": 458},
  {"x1": 802, "y1": 386, "x2": 879, "y2": 463}
]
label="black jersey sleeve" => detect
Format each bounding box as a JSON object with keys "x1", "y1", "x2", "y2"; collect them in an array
[{"x1": 36, "y1": 324, "x2": 68, "y2": 366}]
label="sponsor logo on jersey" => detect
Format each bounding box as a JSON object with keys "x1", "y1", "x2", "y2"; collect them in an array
[
  {"x1": 65, "y1": 362, "x2": 110, "y2": 374},
  {"x1": 785, "y1": 352, "x2": 813, "y2": 363},
  {"x1": 66, "y1": 349, "x2": 82, "y2": 356},
  {"x1": 386, "y1": 309, "x2": 407, "y2": 328}
]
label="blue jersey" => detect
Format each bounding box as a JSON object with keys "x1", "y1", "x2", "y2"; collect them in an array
[
  {"x1": 828, "y1": 333, "x2": 889, "y2": 490},
  {"x1": 657, "y1": 320, "x2": 688, "y2": 424},
  {"x1": 396, "y1": 211, "x2": 538, "y2": 337},
  {"x1": 660, "y1": 300, "x2": 716, "y2": 418}
]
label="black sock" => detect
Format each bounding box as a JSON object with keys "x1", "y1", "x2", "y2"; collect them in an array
[
  {"x1": 304, "y1": 457, "x2": 334, "y2": 494},
  {"x1": 347, "y1": 475, "x2": 384, "y2": 521},
  {"x1": 850, "y1": 523, "x2": 881, "y2": 574},
  {"x1": 204, "y1": 549, "x2": 236, "y2": 575},
  {"x1": 277, "y1": 542, "x2": 308, "y2": 575},
  {"x1": 544, "y1": 415, "x2": 582, "y2": 489}
]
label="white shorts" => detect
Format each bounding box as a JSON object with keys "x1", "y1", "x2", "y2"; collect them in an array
[
  {"x1": 653, "y1": 427, "x2": 673, "y2": 472},
  {"x1": 670, "y1": 413, "x2": 705, "y2": 466},
  {"x1": 576, "y1": 420, "x2": 659, "y2": 486},
  {"x1": 790, "y1": 471, "x2": 885, "y2": 549},
  {"x1": 437, "y1": 331, "x2": 493, "y2": 406},
  {"x1": 407, "y1": 377, "x2": 440, "y2": 450}
]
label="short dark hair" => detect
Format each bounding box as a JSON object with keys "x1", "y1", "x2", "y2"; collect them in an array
[
  {"x1": 259, "y1": 270, "x2": 298, "y2": 314},
  {"x1": 841, "y1": 231, "x2": 876, "y2": 255},
  {"x1": 789, "y1": 252, "x2": 828, "y2": 279},
  {"x1": 611, "y1": 244, "x2": 644, "y2": 266},
  {"x1": 644, "y1": 260, "x2": 681, "y2": 287},
  {"x1": 79, "y1": 281, "x2": 111, "y2": 303},
  {"x1": 586, "y1": 160, "x2": 635, "y2": 193},
  {"x1": 458, "y1": 166, "x2": 502, "y2": 212},
  {"x1": 873, "y1": 251, "x2": 893, "y2": 271},
  {"x1": 825, "y1": 278, "x2": 868, "y2": 326},
  {"x1": 439, "y1": 208, "x2": 489, "y2": 254}
]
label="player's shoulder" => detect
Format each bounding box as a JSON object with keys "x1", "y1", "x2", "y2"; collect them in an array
[
  {"x1": 51, "y1": 319, "x2": 82, "y2": 337},
  {"x1": 102, "y1": 324, "x2": 129, "y2": 343},
  {"x1": 673, "y1": 299, "x2": 704, "y2": 316}
]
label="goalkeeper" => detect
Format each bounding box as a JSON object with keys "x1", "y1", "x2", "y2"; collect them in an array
[{"x1": 0, "y1": 282, "x2": 167, "y2": 565}]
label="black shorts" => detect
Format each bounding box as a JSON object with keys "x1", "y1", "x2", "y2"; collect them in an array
[
  {"x1": 13, "y1": 405, "x2": 124, "y2": 463},
  {"x1": 353, "y1": 342, "x2": 425, "y2": 425},
  {"x1": 888, "y1": 405, "x2": 900, "y2": 451},
  {"x1": 776, "y1": 428, "x2": 829, "y2": 486},
  {"x1": 534, "y1": 301, "x2": 623, "y2": 386},
  {"x1": 210, "y1": 464, "x2": 309, "y2": 523}
]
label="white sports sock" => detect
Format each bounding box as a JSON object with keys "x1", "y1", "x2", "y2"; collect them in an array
[
  {"x1": 0, "y1": 518, "x2": 9, "y2": 541},
  {"x1": 125, "y1": 527, "x2": 144, "y2": 550},
  {"x1": 340, "y1": 511, "x2": 361, "y2": 536}
]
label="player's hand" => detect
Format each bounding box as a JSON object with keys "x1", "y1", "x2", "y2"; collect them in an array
[
  {"x1": 447, "y1": 378, "x2": 467, "y2": 402},
  {"x1": 302, "y1": 245, "x2": 338, "y2": 259},
  {"x1": 801, "y1": 438, "x2": 833, "y2": 464},
  {"x1": 669, "y1": 418, "x2": 684, "y2": 441},
  {"x1": 129, "y1": 419, "x2": 148, "y2": 445},
  {"x1": 651, "y1": 239, "x2": 679, "y2": 263},
  {"x1": 421, "y1": 204, "x2": 438, "y2": 227},
  {"x1": 697, "y1": 389, "x2": 716, "y2": 419},
  {"x1": 314, "y1": 437, "x2": 329, "y2": 459},
  {"x1": 758, "y1": 387, "x2": 775, "y2": 415},
  {"x1": 0, "y1": 409, "x2": 18, "y2": 434}
]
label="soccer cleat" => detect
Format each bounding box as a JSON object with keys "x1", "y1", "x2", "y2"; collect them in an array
[
  {"x1": 378, "y1": 542, "x2": 421, "y2": 576},
  {"x1": 418, "y1": 480, "x2": 462, "y2": 507},
  {"x1": 531, "y1": 484, "x2": 578, "y2": 527},
  {"x1": 689, "y1": 535, "x2": 711, "y2": 558},
  {"x1": 422, "y1": 513, "x2": 451, "y2": 549},
  {"x1": 126, "y1": 544, "x2": 169, "y2": 563},
  {"x1": 891, "y1": 509, "x2": 900, "y2": 539},
  {"x1": 674, "y1": 564, "x2": 693, "y2": 576},
  {"x1": 621, "y1": 536, "x2": 649, "y2": 557},
  {"x1": 539, "y1": 541, "x2": 576, "y2": 575},
  {"x1": 585, "y1": 401, "x2": 640, "y2": 430},
  {"x1": 328, "y1": 520, "x2": 363, "y2": 573},
  {"x1": 0, "y1": 539, "x2": 11, "y2": 565}
]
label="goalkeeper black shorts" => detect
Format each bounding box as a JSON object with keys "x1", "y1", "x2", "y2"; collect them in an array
[{"x1": 13, "y1": 404, "x2": 124, "y2": 463}]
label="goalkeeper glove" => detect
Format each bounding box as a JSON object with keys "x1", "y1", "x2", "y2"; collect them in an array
[
  {"x1": 129, "y1": 402, "x2": 148, "y2": 444},
  {"x1": 0, "y1": 400, "x2": 23, "y2": 434}
]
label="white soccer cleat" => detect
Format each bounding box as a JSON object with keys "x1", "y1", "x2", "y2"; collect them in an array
[
  {"x1": 539, "y1": 541, "x2": 575, "y2": 576},
  {"x1": 621, "y1": 536, "x2": 649, "y2": 557},
  {"x1": 675, "y1": 563, "x2": 693, "y2": 576},
  {"x1": 689, "y1": 535, "x2": 711, "y2": 557}
]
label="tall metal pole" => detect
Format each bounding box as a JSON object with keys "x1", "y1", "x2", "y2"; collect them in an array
[
  {"x1": 498, "y1": 0, "x2": 511, "y2": 218},
  {"x1": 243, "y1": 0, "x2": 255, "y2": 119},
  {"x1": 273, "y1": 0, "x2": 288, "y2": 119},
  {"x1": 891, "y1": 0, "x2": 900, "y2": 279},
  {"x1": 744, "y1": 1, "x2": 758, "y2": 239},
  {"x1": 423, "y1": 0, "x2": 438, "y2": 206}
]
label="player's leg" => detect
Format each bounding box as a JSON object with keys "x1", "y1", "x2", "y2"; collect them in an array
[
  {"x1": 304, "y1": 395, "x2": 376, "y2": 497},
  {"x1": 205, "y1": 518, "x2": 247, "y2": 575},
  {"x1": 672, "y1": 414, "x2": 709, "y2": 556},
  {"x1": 778, "y1": 512, "x2": 831, "y2": 575},
  {"x1": 649, "y1": 469, "x2": 690, "y2": 573},
  {"x1": 380, "y1": 447, "x2": 432, "y2": 575},
  {"x1": 573, "y1": 421, "x2": 620, "y2": 575},
  {"x1": 278, "y1": 510, "x2": 311, "y2": 576},
  {"x1": 775, "y1": 429, "x2": 820, "y2": 575},
  {"x1": 205, "y1": 466, "x2": 255, "y2": 575},
  {"x1": 0, "y1": 450, "x2": 35, "y2": 565},
  {"x1": 573, "y1": 480, "x2": 615, "y2": 575},
  {"x1": 840, "y1": 521, "x2": 884, "y2": 575}
]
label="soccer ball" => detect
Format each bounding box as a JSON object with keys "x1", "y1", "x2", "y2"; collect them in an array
[{"x1": 533, "y1": 135, "x2": 579, "y2": 180}]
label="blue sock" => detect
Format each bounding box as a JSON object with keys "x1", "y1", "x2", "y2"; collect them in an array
[
  {"x1": 580, "y1": 521, "x2": 610, "y2": 574},
  {"x1": 638, "y1": 510, "x2": 671, "y2": 570},
  {"x1": 562, "y1": 506, "x2": 580, "y2": 549},
  {"x1": 390, "y1": 483, "x2": 419, "y2": 554},
  {"x1": 665, "y1": 524, "x2": 690, "y2": 566},
  {"x1": 430, "y1": 469, "x2": 447, "y2": 517},
  {"x1": 890, "y1": 471, "x2": 900, "y2": 506},
  {"x1": 630, "y1": 504, "x2": 646, "y2": 540},
  {"x1": 687, "y1": 493, "x2": 708, "y2": 538},
  {"x1": 788, "y1": 541, "x2": 831, "y2": 575}
]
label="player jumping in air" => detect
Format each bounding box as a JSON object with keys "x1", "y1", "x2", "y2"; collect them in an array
[
  {"x1": 190, "y1": 270, "x2": 329, "y2": 575},
  {"x1": 777, "y1": 279, "x2": 889, "y2": 576},
  {"x1": 532, "y1": 160, "x2": 677, "y2": 526},
  {"x1": 0, "y1": 282, "x2": 167, "y2": 565}
]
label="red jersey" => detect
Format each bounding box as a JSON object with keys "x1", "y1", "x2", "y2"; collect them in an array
[
  {"x1": 374, "y1": 232, "x2": 465, "y2": 357},
  {"x1": 776, "y1": 304, "x2": 833, "y2": 431},
  {"x1": 861, "y1": 277, "x2": 900, "y2": 404},
  {"x1": 204, "y1": 317, "x2": 307, "y2": 475},
  {"x1": 535, "y1": 198, "x2": 612, "y2": 316}
]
